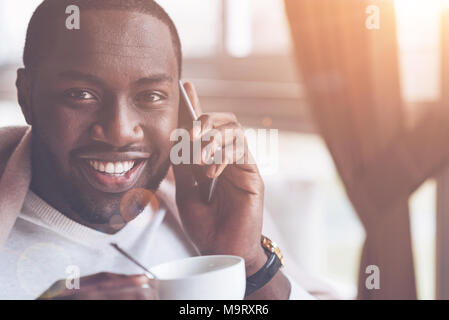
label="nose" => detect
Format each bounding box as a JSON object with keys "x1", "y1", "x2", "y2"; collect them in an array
[{"x1": 90, "y1": 96, "x2": 144, "y2": 147}]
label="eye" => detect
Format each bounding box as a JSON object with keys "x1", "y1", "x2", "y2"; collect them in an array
[
  {"x1": 135, "y1": 91, "x2": 166, "y2": 104},
  {"x1": 63, "y1": 89, "x2": 98, "y2": 101}
]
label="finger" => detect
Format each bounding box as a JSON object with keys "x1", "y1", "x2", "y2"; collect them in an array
[
  {"x1": 38, "y1": 273, "x2": 119, "y2": 300},
  {"x1": 38, "y1": 280, "x2": 68, "y2": 299},
  {"x1": 78, "y1": 272, "x2": 117, "y2": 286},
  {"x1": 200, "y1": 134, "x2": 222, "y2": 165},
  {"x1": 236, "y1": 149, "x2": 260, "y2": 174},
  {"x1": 206, "y1": 139, "x2": 246, "y2": 178},
  {"x1": 39, "y1": 273, "x2": 155, "y2": 300},
  {"x1": 112, "y1": 286, "x2": 158, "y2": 300},
  {"x1": 218, "y1": 156, "x2": 263, "y2": 197},
  {"x1": 207, "y1": 161, "x2": 227, "y2": 179},
  {"x1": 200, "y1": 123, "x2": 244, "y2": 165},
  {"x1": 191, "y1": 113, "x2": 238, "y2": 140},
  {"x1": 120, "y1": 274, "x2": 153, "y2": 288},
  {"x1": 57, "y1": 285, "x2": 158, "y2": 300},
  {"x1": 80, "y1": 273, "x2": 151, "y2": 292}
]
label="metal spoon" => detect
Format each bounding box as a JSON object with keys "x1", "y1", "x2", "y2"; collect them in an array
[{"x1": 110, "y1": 242, "x2": 158, "y2": 280}]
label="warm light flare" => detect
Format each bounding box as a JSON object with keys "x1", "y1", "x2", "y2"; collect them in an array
[{"x1": 395, "y1": 0, "x2": 449, "y2": 16}]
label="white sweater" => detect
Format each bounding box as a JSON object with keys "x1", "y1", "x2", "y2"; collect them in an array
[{"x1": 0, "y1": 188, "x2": 315, "y2": 300}]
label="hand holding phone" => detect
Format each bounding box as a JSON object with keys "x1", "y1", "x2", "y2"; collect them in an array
[
  {"x1": 173, "y1": 81, "x2": 267, "y2": 286},
  {"x1": 179, "y1": 80, "x2": 217, "y2": 203}
]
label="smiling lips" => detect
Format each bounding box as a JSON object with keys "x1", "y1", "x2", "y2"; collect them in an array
[
  {"x1": 77, "y1": 151, "x2": 151, "y2": 193},
  {"x1": 80, "y1": 159, "x2": 147, "y2": 193},
  {"x1": 88, "y1": 160, "x2": 136, "y2": 176}
]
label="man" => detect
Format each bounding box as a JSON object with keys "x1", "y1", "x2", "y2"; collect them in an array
[{"x1": 0, "y1": 0, "x2": 333, "y2": 299}]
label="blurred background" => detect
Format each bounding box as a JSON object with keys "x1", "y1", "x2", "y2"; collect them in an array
[{"x1": 1, "y1": 0, "x2": 447, "y2": 299}]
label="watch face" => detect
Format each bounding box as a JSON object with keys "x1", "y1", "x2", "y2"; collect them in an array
[
  {"x1": 274, "y1": 247, "x2": 285, "y2": 266},
  {"x1": 261, "y1": 236, "x2": 284, "y2": 266}
]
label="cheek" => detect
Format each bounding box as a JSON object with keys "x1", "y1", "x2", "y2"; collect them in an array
[
  {"x1": 33, "y1": 103, "x2": 92, "y2": 165},
  {"x1": 142, "y1": 111, "x2": 177, "y2": 155}
]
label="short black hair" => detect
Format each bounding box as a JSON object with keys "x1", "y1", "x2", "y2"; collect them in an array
[{"x1": 23, "y1": 0, "x2": 182, "y2": 75}]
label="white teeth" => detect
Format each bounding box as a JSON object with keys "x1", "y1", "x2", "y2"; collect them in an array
[
  {"x1": 105, "y1": 162, "x2": 115, "y2": 174},
  {"x1": 114, "y1": 162, "x2": 123, "y2": 174},
  {"x1": 88, "y1": 160, "x2": 136, "y2": 175}
]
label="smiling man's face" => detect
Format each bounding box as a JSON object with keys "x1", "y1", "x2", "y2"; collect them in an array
[{"x1": 22, "y1": 9, "x2": 180, "y2": 226}]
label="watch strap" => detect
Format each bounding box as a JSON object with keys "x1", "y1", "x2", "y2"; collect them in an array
[{"x1": 245, "y1": 250, "x2": 283, "y2": 297}]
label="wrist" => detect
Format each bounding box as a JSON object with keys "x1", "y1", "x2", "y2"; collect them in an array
[{"x1": 245, "y1": 247, "x2": 268, "y2": 276}]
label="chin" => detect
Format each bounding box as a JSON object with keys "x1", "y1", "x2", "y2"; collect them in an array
[{"x1": 64, "y1": 159, "x2": 171, "y2": 224}]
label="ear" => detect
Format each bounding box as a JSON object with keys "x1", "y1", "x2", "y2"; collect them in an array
[{"x1": 16, "y1": 68, "x2": 33, "y2": 125}]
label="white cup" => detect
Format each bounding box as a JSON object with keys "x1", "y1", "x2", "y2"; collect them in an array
[{"x1": 149, "y1": 255, "x2": 246, "y2": 300}]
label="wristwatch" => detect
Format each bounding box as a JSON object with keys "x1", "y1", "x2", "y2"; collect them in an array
[{"x1": 245, "y1": 235, "x2": 284, "y2": 297}]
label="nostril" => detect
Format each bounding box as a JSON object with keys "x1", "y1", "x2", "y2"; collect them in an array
[
  {"x1": 90, "y1": 124, "x2": 106, "y2": 141},
  {"x1": 90, "y1": 122, "x2": 143, "y2": 147},
  {"x1": 133, "y1": 126, "x2": 144, "y2": 136}
]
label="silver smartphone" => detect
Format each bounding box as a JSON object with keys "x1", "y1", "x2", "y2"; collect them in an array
[{"x1": 179, "y1": 81, "x2": 217, "y2": 203}]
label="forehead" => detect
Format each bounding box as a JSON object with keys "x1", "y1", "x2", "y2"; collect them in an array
[{"x1": 38, "y1": 9, "x2": 178, "y2": 81}]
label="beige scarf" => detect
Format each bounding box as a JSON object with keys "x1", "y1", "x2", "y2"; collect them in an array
[{"x1": 0, "y1": 126, "x2": 32, "y2": 247}]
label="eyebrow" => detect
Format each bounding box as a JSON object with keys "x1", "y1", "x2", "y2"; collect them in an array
[
  {"x1": 58, "y1": 70, "x2": 173, "y2": 87},
  {"x1": 134, "y1": 74, "x2": 173, "y2": 86},
  {"x1": 58, "y1": 70, "x2": 105, "y2": 86}
]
